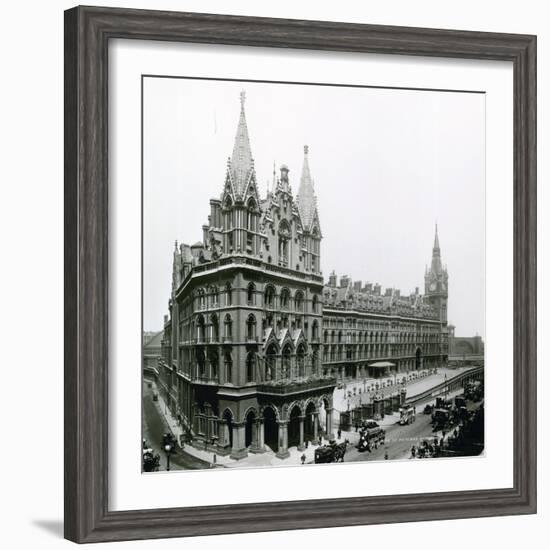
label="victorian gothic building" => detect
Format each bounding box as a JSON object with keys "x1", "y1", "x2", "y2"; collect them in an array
[{"x1": 158, "y1": 92, "x2": 448, "y2": 460}]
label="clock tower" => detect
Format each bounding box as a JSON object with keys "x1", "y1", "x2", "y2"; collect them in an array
[{"x1": 424, "y1": 224, "x2": 448, "y2": 323}]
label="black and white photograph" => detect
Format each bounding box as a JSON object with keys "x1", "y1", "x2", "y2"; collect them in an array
[{"x1": 141, "y1": 77, "x2": 486, "y2": 472}]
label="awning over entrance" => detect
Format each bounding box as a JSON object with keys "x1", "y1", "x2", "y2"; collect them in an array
[
  {"x1": 369, "y1": 361, "x2": 395, "y2": 368},
  {"x1": 368, "y1": 361, "x2": 395, "y2": 379}
]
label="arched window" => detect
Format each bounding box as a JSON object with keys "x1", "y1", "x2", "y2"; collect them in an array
[
  {"x1": 246, "y1": 198, "x2": 257, "y2": 231},
  {"x1": 210, "y1": 285, "x2": 219, "y2": 307},
  {"x1": 247, "y1": 282, "x2": 255, "y2": 305},
  {"x1": 197, "y1": 348, "x2": 205, "y2": 378},
  {"x1": 210, "y1": 314, "x2": 219, "y2": 342},
  {"x1": 296, "y1": 345, "x2": 306, "y2": 378},
  {"x1": 294, "y1": 291, "x2": 304, "y2": 312},
  {"x1": 312, "y1": 320, "x2": 319, "y2": 340},
  {"x1": 266, "y1": 344, "x2": 277, "y2": 381},
  {"x1": 282, "y1": 345, "x2": 292, "y2": 379},
  {"x1": 246, "y1": 352, "x2": 256, "y2": 383},
  {"x1": 264, "y1": 285, "x2": 275, "y2": 308},
  {"x1": 278, "y1": 220, "x2": 291, "y2": 267},
  {"x1": 197, "y1": 315, "x2": 206, "y2": 343},
  {"x1": 197, "y1": 288, "x2": 206, "y2": 310},
  {"x1": 224, "y1": 352, "x2": 233, "y2": 384},
  {"x1": 312, "y1": 294, "x2": 318, "y2": 313},
  {"x1": 247, "y1": 314, "x2": 257, "y2": 341},
  {"x1": 225, "y1": 282, "x2": 232, "y2": 306},
  {"x1": 209, "y1": 350, "x2": 218, "y2": 379},
  {"x1": 280, "y1": 288, "x2": 290, "y2": 309},
  {"x1": 224, "y1": 314, "x2": 232, "y2": 340}
]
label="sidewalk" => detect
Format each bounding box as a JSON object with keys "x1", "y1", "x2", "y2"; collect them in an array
[{"x1": 152, "y1": 380, "x2": 331, "y2": 468}]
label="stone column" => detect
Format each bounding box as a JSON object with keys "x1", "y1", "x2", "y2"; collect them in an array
[
  {"x1": 326, "y1": 408, "x2": 334, "y2": 440},
  {"x1": 216, "y1": 419, "x2": 231, "y2": 455},
  {"x1": 275, "y1": 421, "x2": 290, "y2": 459},
  {"x1": 250, "y1": 418, "x2": 265, "y2": 454},
  {"x1": 297, "y1": 416, "x2": 306, "y2": 451},
  {"x1": 230, "y1": 422, "x2": 247, "y2": 460},
  {"x1": 313, "y1": 412, "x2": 319, "y2": 441}
]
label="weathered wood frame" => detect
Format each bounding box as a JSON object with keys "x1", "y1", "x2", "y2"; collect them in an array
[{"x1": 64, "y1": 6, "x2": 537, "y2": 543}]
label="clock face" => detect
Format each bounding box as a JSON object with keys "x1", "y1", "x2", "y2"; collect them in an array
[{"x1": 429, "y1": 282, "x2": 437, "y2": 291}]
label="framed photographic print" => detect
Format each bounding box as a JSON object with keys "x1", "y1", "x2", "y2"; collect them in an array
[{"x1": 64, "y1": 6, "x2": 537, "y2": 543}]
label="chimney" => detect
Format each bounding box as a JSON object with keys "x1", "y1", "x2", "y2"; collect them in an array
[
  {"x1": 340, "y1": 275, "x2": 350, "y2": 288},
  {"x1": 365, "y1": 283, "x2": 373, "y2": 293},
  {"x1": 328, "y1": 271, "x2": 337, "y2": 287},
  {"x1": 385, "y1": 288, "x2": 392, "y2": 297},
  {"x1": 373, "y1": 283, "x2": 381, "y2": 296},
  {"x1": 353, "y1": 281, "x2": 362, "y2": 292}
]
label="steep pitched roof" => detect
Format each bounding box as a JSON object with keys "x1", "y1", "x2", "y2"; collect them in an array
[
  {"x1": 296, "y1": 145, "x2": 319, "y2": 231},
  {"x1": 227, "y1": 91, "x2": 255, "y2": 198}
]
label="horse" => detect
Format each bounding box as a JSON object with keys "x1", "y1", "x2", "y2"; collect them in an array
[{"x1": 332, "y1": 439, "x2": 349, "y2": 462}]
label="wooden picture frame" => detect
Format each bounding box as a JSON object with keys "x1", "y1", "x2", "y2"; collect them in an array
[{"x1": 64, "y1": 5, "x2": 537, "y2": 543}]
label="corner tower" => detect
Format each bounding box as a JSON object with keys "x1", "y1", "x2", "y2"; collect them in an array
[
  {"x1": 296, "y1": 145, "x2": 322, "y2": 274},
  {"x1": 424, "y1": 224, "x2": 448, "y2": 323}
]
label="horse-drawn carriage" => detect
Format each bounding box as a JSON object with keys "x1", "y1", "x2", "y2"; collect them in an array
[
  {"x1": 431, "y1": 408, "x2": 452, "y2": 431},
  {"x1": 142, "y1": 440, "x2": 160, "y2": 472},
  {"x1": 314, "y1": 440, "x2": 349, "y2": 464}
]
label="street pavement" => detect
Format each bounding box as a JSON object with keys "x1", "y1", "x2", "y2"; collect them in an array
[
  {"x1": 344, "y1": 407, "x2": 436, "y2": 462},
  {"x1": 142, "y1": 381, "x2": 211, "y2": 471}
]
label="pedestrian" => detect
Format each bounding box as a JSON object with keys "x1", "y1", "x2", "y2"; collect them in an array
[
  {"x1": 318, "y1": 435, "x2": 322, "y2": 446},
  {"x1": 305, "y1": 440, "x2": 309, "y2": 449},
  {"x1": 212, "y1": 453, "x2": 217, "y2": 468},
  {"x1": 411, "y1": 445, "x2": 416, "y2": 458},
  {"x1": 354, "y1": 422, "x2": 359, "y2": 432},
  {"x1": 301, "y1": 453, "x2": 306, "y2": 465},
  {"x1": 384, "y1": 449, "x2": 389, "y2": 460},
  {"x1": 337, "y1": 428, "x2": 342, "y2": 440}
]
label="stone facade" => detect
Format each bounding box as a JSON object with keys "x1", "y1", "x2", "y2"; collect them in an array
[{"x1": 157, "y1": 92, "x2": 448, "y2": 459}]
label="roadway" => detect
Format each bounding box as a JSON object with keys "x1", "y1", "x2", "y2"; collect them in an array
[{"x1": 142, "y1": 380, "x2": 211, "y2": 471}]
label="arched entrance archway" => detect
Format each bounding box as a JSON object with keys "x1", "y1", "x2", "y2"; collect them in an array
[
  {"x1": 288, "y1": 405, "x2": 301, "y2": 449},
  {"x1": 415, "y1": 348, "x2": 422, "y2": 370},
  {"x1": 245, "y1": 409, "x2": 256, "y2": 448},
  {"x1": 222, "y1": 409, "x2": 234, "y2": 449},
  {"x1": 305, "y1": 401, "x2": 317, "y2": 442},
  {"x1": 263, "y1": 406, "x2": 278, "y2": 452}
]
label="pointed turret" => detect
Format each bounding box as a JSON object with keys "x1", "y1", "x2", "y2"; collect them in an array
[
  {"x1": 297, "y1": 145, "x2": 319, "y2": 231},
  {"x1": 430, "y1": 224, "x2": 443, "y2": 274},
  {"x1": 228, "y1": 90, "x2": 255, "y2": 198}
]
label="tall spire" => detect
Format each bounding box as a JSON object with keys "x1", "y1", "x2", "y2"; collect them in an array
[
  {"x1": 229, "y1": 90, "x2": 254, "y2": 197},
  {"x1": 297, "y1": 145, "x2": 318, "y2": 230},
  {"x1": 430, "y1": 224, "x2": 443, "y2": 274}
]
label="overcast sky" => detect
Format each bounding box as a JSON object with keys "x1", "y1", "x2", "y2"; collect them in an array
[{"x1": 143, "y1": 77, "x2": 485, "y2": 338}]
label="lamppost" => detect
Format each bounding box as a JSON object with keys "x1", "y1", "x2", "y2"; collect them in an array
[
  {"x1": 444, "y1": 373, "x2": 448, "y2": 401},
  {"x1": 164, "y1": 443, "x2": 173, "y2": 471}
]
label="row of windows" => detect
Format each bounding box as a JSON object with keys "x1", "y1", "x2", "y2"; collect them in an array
[
  {"x1": 193, "y1": 283, "x2": 320, "y2": 313},
  {"x1": 321, "y1": 330, "x2": 441, "y2": 344},
  {"x1": 191, "y1": 346, "x2": 319, "y2": 384},
  {"x1": 186, "y1": 313, "x2": 320, "y2": 343}
]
